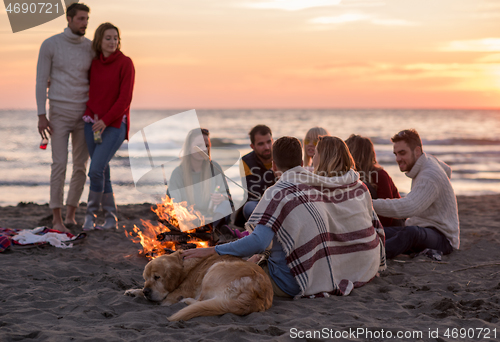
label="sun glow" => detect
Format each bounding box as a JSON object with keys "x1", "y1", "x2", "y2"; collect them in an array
[
  {"x1": 1, "y1": 0, "x2": 500, "y2": 108},
  {"x1": 493, "y1": 67, "x2": 500, "y2": 90}
]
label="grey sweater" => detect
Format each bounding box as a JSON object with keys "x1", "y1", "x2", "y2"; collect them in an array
[
  {"x1": 36, "y1": 27, "x2": 93, "y2": 115},
  {"x1": 373, "y1": 153, "x2": 460, "y2": 249}
]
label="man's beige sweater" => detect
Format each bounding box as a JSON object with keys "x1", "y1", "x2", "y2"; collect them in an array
[
  {"x1": 36, "y1": 27, "x2": 93, "y2": 115},
  {"x1": 373, "y1": 153, "x2": 460, "y2": 249}
]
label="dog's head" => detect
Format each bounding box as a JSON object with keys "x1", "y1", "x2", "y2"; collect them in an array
[{"x1": 142, "y1": 252, "x2": 184, "y2": 302}]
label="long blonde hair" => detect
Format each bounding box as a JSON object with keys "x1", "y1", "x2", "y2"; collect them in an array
[
  {"x1": 314, "y1": 136, "x2": 354, "y2": 177},
  {"x1": 179, "y1": 128, "x2": 212, "y2": 206},
  {"x1": 303, "y1": 127, "x2": 330, "y2": 167},
  {"x1": 345, "y1": 134, "x2": 381, "y2": 188}
]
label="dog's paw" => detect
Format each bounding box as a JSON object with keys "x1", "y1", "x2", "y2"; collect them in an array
[
  {"x1": 180, "y1": 297, "x2": 197, "y2": 305},
  {"x1": 160, "y1": 300, "x2": 174, "y2": 306},
  {"x1": 124, "y1": 288, "x2": 143, "y2": 297}
]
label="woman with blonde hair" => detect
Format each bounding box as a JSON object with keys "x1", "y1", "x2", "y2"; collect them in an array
[
  {"x1": 345, "y1": 134, "x2": 400, "y2": 227},
  {"x1": 168, "y1": 128, "x2": 232, "y2": 227},
  {"x1": 313, "y1": 136, "x2": 354, "y2": 177},
  {"x1": 303, "y1": 127, "x2": 330, "y2": 171}
]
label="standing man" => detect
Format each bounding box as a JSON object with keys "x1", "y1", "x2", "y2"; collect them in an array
[
  {"x1": 36, "y1": 3, "x2": 93, "y2": 232},
  {"x1": 372, "y1": 129, "x2": 460, "y2": 259},
  {"x1": 241, "y1": 125, "x2": 275, "y2": 220}
]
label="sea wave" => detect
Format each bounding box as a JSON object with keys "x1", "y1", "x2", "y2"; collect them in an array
[
  {"x1": 0, "y1": 181, "x2": 50, "y2": 186},
  {"x1": 200, "y1": 137, "x2": 500, "y2": 148},
  {"x1": 371, "y1": 137, "x2": 500, "y2": 146}
]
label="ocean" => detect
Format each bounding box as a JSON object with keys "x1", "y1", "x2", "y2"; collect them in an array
[{"x1": 1, "y1": 108, "x2": 500, "y2": 207}]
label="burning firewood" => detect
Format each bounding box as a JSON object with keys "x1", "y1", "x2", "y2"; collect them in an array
[{"x1": 125, "y1": 196, "x2": 214, "y2": 260}]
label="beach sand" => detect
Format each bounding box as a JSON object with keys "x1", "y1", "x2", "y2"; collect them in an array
[{"x1": 1, "y1": 195, "x2": 499, "y2": 341}]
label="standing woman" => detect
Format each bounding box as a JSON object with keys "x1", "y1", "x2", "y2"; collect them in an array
[
  {"x1": 303, "y1": 127, "x2": 330, "y2": 171},
  {"x1": 82, "y1": 23, "x2": 135, "y2": 230}
]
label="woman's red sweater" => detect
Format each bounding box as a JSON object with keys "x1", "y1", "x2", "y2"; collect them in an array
[{"x1": 83, "y1": 50, "x2": 135, "y2": 140}]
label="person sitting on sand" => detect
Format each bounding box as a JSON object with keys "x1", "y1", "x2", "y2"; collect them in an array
[
  {"x1": 303, "y1": 127, "x2": 330, "y2": 172},
  {"x1": 182, "y1": 136, "x2": 386, "y2": 298},
  {"x1": 345, "y1": 134, "x2": 401, "y2": 227},
  {"x1": 168, "y1": 128, "x2": 233, "y2": 228},
  {"x1": 372, "y1": 129, "x2": 460, "y2": 259},
  {"x1": 240, "y1": 125, "x2": 275, "y2": 220}
]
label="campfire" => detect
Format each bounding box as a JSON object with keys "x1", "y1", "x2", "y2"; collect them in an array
[{"x1": 125, "y1": 196, "x2": 214, "y2": 259}]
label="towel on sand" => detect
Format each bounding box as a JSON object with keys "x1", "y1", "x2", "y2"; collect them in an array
[{"x1": 11, "y1": 227, "x2": 74, "y2": 249}]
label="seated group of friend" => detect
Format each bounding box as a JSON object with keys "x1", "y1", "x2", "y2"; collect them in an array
[{"x1": 179, "y1": 125, "x2": 460, "y2": 298}]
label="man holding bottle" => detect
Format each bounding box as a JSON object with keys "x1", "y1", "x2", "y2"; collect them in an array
[{"x1": 35, "y1": 3, "x2": 93, "y2": 232}]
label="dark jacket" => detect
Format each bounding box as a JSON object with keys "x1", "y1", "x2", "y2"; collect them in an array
[{"x1": 242, "y1": 151, "x2": 276, "y2": 201}]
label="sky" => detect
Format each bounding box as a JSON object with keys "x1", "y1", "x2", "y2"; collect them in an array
[{"x1": 0, "y1": 0, "x2": 499, "y2": 109}]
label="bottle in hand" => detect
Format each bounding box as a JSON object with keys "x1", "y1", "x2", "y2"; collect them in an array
[
  {"x1": 208, "y1": 185, "x2": 222, "y2": 214},
  {"x1": 39, "y1": 138, "x2": 48, "y2": 149},
  {"x1": 40, "y1": 129, "x2": 49, "y2": 149},
  {"x1": 93, "y1": 114, "x2": 102, "y2": 144}
]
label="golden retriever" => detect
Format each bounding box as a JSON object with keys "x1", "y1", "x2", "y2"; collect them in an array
[{"x1": 124, "y1": 251, "x2": 273, "y2": 321}]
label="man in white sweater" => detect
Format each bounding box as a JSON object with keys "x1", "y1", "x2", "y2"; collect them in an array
[
  {"x1": 36, "y1": 3, "x2": 93, "y2": 232},
  {"x1": 372, "y1": 129, "x2": 460, "y2": 259}
]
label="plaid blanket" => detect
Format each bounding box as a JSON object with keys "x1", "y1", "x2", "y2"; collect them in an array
[{"x1": 246, "y1": 166, "x2": 386, "y2": 297}]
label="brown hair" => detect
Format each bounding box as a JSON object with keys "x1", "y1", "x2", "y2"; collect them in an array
[
  {"x1": 314, "y1": 136, "x2": 355, "y2": 177},
  {"x1": 303, "y1": 127, "x2": 330, "y2": 167},
  {"x1": 66, "y1": 3, "x2": 89, "y2": 19},
  {"x1": 391, "y1": 129, "x2": 422, "y2": 151},
  {"x1": 92, "y1": 23, "x2": 121, "y2": 57},
  {"x1": 249, "y1": 125, "x2": 272, "y2": 145},
  {"x1": 345, "y1": 134, "x2": 381, "y2": 188},
  {"x1": 273, "y1": 136, "x2": 302, "y2": 171}
]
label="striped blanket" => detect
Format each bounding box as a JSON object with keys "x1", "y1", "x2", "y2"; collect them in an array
[{"x1": 246, "y1": 166, "x2": 386, "y2": 297}]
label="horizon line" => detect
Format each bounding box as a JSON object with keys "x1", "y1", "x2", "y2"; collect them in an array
[{"x1": 1, "y1": 106, "x2": 499, "y2": 111}]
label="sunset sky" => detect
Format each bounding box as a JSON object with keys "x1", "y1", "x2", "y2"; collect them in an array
[{"x1": 0, "y1": 0, "x2": 499, "y2": 109}]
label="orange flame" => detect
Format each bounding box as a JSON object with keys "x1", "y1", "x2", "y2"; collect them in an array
[{"x1": 125, "y1": 196, "x2": 210, "y2": 259}]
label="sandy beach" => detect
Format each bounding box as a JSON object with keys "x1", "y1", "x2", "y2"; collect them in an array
[{"x1": 1, "y1": 195, "x2": 499, "y2": 341}]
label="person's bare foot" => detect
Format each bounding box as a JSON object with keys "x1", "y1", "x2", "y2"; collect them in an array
[
  {"x1": 52, "y1": 208, "x2": 71, "y2": 233},
  {"x1": 52, "y1": 222, "x2": 71, "y2": 233},
  {"x1": 64, "y1": 205, "x2": 78, "y2": 226}
]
